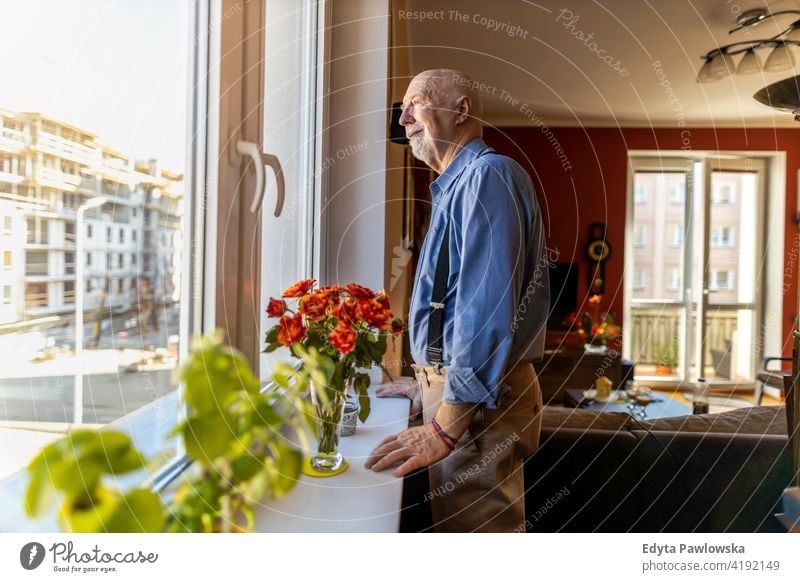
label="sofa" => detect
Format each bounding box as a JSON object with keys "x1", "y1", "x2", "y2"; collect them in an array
[{"x1": 400, "y1": 405, "x2": 796, "y2": 532}]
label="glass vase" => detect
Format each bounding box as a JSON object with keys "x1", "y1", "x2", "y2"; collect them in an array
[{"x1": 311, "y1": 387, "x2": 348, "y2": 472}]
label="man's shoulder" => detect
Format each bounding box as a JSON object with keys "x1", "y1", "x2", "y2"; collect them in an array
[{"x1": 468, "y1": 150, "x2": 533, "y2": 191}]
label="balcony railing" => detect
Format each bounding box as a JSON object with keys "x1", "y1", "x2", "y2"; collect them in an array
[
  {"x1": 629, "y1": 306, "x2": 739, "y2": 366},
  {"x1": 0, "y1": 127, "x2": 24, "y2": 151},
  {"x1": 24, "y1": 292, "x2": 48, "y2": 308},
  {"x1": 24, "y1": 263, "x2": 49, "y2": 276},
  {"x1": 37, "y1": 167, "x2": 82, "y2": 189},
  {"x1": 36, "y1": 131, "x2": 96, "y2": 166}
]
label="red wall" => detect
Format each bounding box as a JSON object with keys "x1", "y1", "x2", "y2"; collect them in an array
[{"x1": 483, "y1": 126, "x2": 800, "y2": 357}]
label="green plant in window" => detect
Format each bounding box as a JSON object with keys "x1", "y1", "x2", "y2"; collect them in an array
[
  {"x1": 653, "y1": 337, "x2": 679, "y2": 368},
  {"x1": 25, "y1": 330, "x2": 311, "y2": 533},
  {"x1": 24, "y1": 430, "x2": 165, "y2": 532}
]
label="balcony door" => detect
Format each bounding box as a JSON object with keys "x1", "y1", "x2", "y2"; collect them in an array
[{"x1": 626, "y1": 155, "x2": 765, "y2": 388}]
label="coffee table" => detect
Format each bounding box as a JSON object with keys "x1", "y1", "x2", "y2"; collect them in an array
[{"x1": 564, "y1": 388, "x2": 691, "y2": 420}]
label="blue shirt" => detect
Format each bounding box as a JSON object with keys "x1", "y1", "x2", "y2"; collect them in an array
[{"x1": 408, "y1": 137, "x2": 550, "y2": 409}]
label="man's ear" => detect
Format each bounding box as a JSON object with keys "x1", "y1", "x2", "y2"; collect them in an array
[{"x1": 454, "y1": 96, "x2": 471, "y2": 125}]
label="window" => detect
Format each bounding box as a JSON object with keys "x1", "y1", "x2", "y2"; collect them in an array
[
  {"x1": 3, "y1": 216, "x2": 11, "y2": 236},
  {"x1": 711, "y1": 226, "x2": 734, "y2": 248},
  {"x1": 667, "y1": 268, "x2": 681, "y2": 290},
  {"x1": 85, "y1": 280, "x2": 92, "y2": 293},
  {"x1": 711, "y1": 183, "x2": 736, "y2": 204},
  {"x1": 132, "y1": 230, "x2": 137, "y2": 242},
  {"x1": 86, "y1": 223, "x2": 92, "y2": 238},
  {"x1": 116, "y1": 279, "x2": 123, "y2": 293},
  {"x1": 668, "y1": 182, "x2": 684, "y2": 204},
  {"x1": 118, "y1": 253, "x2": 124, "y2": 269},
  {"x1": 106, "y1": 226, "x2": 112, "y2": 243},
  {"x1": 86, "y1": 252, "x2": 92, "y2": 266},
  {"x1": 131, "y1": 253, "x2": 137, "y2": 266},
  {"x1": 710, "y1": 270, "x2": 734, "y2": 291},
  {"x1": 670, "y1": 225, "x2": 684, "y2": 246},
  {"x1": 634, "y1": 180, "x2": 648, "y2": 204},
  {"x1": 633, "y1": 268, "x2": 647, "y2": 290},
  {"x1": 119, "y1": 228, "x2": 124, "y2": 244},
  {"x1": 634, "y1": 224, "x2": 646, "y2": 248},
  {"x1": 2, "y1": 250, "x2": 10, "y2": 270},
  {"x1": 2, "y1": 285, "x2": 11, "y2": 305}
]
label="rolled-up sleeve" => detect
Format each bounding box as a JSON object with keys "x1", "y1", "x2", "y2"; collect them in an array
[{"x1": 443, "y1": 161, "x2": 528, "y2": 408}]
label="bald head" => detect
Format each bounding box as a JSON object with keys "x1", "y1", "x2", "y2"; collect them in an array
[
  {"x1": 410, "y1": 69, "x2": 484, "y2": 126},
  {"x1": 399, "y1": 69, "x2": 485, "y2": 173}
]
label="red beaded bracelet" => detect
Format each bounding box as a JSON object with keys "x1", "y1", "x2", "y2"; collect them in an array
[{"x1": 431, "y1": 418, "x2": 457, "y2": 450}]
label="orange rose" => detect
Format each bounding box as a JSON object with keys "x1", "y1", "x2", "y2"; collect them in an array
[
  {"x1": 317, "y1": 285, "x2": 344, "y2": 299},
  {"x1": 332, "y1": 297, "x2": 359, "y2": 325},
  {"x1": 276, "y1": 313, "x2": 307, "y2": 346},
  {"x1": 346, "y1": 283, "x2": 374, "y2": 300},
  {"x1": 328, "y1": 322, "x2": 356, "y2": 354},
  {"x1": 357, "y1": 298, "x2": 392, "y2": 330},
  {"x1": 298, "y1": 291, "x2": 330, "y2": 322},
  {"x1": 282, "y1": 278, "x2": 316, "y2": 298},
  {"x1": 266, "y1": 297, "x2": 287, "y2": 317}
]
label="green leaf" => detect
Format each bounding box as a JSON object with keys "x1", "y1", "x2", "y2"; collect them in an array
[
  {"x1": 231, "y1": 454, "x2": 264, "y2": 482},
  {"x1": 182, "y1": 413, "x2": 235, "y2": 461},
  {"x1": 106, "y1": 489, "x2": 165, "y2": 533}
]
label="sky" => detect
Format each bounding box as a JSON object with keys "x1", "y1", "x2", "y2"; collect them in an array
[{"x1": 0, "y1": 0, "x2": 190, "y2": 171}]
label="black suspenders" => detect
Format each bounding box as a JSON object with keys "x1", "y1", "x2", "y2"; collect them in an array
[{"x1": 425, "y1": 147, "x2": 502, "y2": 367}]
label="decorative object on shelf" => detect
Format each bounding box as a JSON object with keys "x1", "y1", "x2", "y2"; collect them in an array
[
  {"x1": 264, "y1": 279, "x2": 404, "y2": 474},
  {"x1": 698, "y1": 7, "x2": 800, "y2": 82},
  {"x1": 585, "y1": 223, "x2": 611, "y2": 295},
  {"x1": 568, "y1": 294, "x2": 620, "y2": 353},
  {"x1": 653, "y1": 337, "x2": 679, "y2": 376},
  {"x1": 25, "y1": 331, "x2": 311, "y2": 533}
]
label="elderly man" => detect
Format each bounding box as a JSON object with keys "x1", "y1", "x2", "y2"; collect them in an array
[{"x1": 365, "y1": 69, "x2": 550, "y2": 532}]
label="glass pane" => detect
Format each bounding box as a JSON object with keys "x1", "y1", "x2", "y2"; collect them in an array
[
  {"x1": 708, "y1": 171, "x2": 757, "y2": 305},
  {"x1": 259, "y1": 0, "x2": 316, "y2": 378},
  {"x1": 631, "y1": 172, "x2": 687, "y2": 301},
  {"x1": 629, "y1": 305, "x2": 682, "y2": 377},
  {"x1": 0, "y1": 2, "x2": 191, "y2": 448}
]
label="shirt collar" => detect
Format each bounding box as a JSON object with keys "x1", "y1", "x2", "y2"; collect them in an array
[{"x1": 429, "y1": 137, "x2": 489, "y2": 201}]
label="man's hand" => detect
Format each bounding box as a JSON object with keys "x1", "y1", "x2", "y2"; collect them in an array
[
  {"x1": 365, "y1": 424, "x2": 451, "y2": 477},
  {"x1": 375, "y1": 377, "x2": 422, "y2": 420}
]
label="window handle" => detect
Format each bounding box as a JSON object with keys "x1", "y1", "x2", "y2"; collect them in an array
[
  {"x1": 258, "y1": 152, "x2": 285, "y2": 217},
  {"x1": 234, "y1": 140, "x2": 285, "y2": 217}
]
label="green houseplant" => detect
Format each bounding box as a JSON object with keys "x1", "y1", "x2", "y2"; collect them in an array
[
  {"x1": 25, "y1": 331, "x2": 311, "y2": 533},
  {"x1": 653, "y1": 337, "x2": 679, "y2": 375}
]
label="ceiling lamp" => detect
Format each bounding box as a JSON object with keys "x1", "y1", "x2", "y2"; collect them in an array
[{"x1": 698, "y1": 9, "x2": 800, "y2": 82}]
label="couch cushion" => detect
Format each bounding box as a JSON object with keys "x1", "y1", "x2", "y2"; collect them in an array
[
  {"x1": 635, "y1": 405, "x2": 786, "y2": 436},
  {"x1": 541, "y1": 405, "x2": 629, "y2": 431}
]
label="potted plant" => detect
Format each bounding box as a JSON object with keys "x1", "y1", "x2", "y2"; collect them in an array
[
  {"x1": 264, "y1": 279, "x2": 403, "y2": 473},
  {"x1": 25, "y1": 331, "x2": 311, "y2": 533},
  {"x1": 570, "y1": 294, "x2": 621, "y2": 354},
  {"x1": 653, "y1": 337, "x2": 679, "y2": 375}
]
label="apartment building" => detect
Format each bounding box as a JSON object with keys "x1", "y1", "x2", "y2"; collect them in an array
[{"x1": 0, "y1": 108, "x2": 182, "y2": 328}]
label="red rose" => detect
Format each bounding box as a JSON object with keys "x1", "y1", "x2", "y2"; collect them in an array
[
  {"x1": 276, "y1": 313, "x2": 307, "y2": 346},
  {"x1": 282, "y1": 278, "x2": 316, "y2": 298},
  {"x1": 298, "y1": 291, "x2": 330, "y2": 322},
  {"x1": 390, "y1": 318, "x2": 405, "y2": 334},
  {"x1": 328, "y1": 322, "x2": 356, "y2": 354},
  {"x1": 345, "y1": 283, "x2": 374, "y2": 300},
  {"x1": 266, "y1": 297, "x2": 287, "y2": 317},
  {"x1": 332, "y1": 297, "x2": 359, "y2": 325},
  {"x1": 357, "y1": 298, "x2": 392, "y2": 330},
  {"x1": 375, "y1": 288, "x2": 390, "y2": 308}
]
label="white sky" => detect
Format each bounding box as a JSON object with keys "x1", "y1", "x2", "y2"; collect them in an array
[{"x1": 0, "y1": 0, "x2": 190, "y2": 171}]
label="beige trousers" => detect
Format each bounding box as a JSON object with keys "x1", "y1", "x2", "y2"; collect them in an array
[{"x1": 412, "y1": 363, "x2": 543, "y2": 532}]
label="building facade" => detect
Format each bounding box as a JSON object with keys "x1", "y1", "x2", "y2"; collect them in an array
[{"x1": 0, "y1": 108, "x2": 182, "y2": 328}]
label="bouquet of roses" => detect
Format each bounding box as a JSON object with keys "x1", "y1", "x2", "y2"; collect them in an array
[{"x1": 264, "y1": 278, "x2": 404, "y2": 423}]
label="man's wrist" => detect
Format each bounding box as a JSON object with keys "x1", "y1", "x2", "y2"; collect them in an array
[{"x1": 433, "y1": 402, "x2": 480, "y2": 441}]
